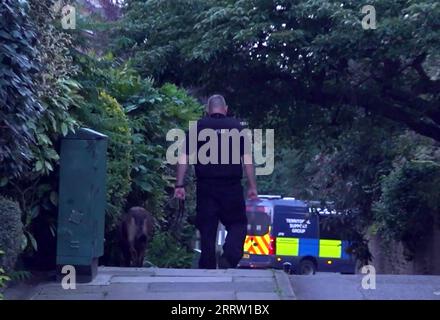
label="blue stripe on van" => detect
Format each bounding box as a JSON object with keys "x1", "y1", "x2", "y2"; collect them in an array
[
  {"x1": 298, "y1": 238, "x2": 319, "y2": 257},
  {"x1": 341, "y1": 241, "x2": 350, "y2": 259}
]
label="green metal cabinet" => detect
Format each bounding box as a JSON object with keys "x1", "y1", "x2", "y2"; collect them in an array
[{"x1": 56, "y1": 128, "x2": 108, "y2": 282}]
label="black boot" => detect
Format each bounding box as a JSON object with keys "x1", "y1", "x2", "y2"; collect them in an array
[{"x1": 218, "y1": 255, "x2": 233, "y2": 269}]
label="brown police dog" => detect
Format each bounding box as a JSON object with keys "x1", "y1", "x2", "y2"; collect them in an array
[{"x1": 119, "y1": 207, "x2": 154, "y2": 267}]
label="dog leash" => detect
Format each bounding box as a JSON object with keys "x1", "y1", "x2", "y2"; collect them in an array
[
  {"x1": 177, "y1": 199, "x2": 185, "y2": 223},
  {"x1": 169, "y1": 198, "x2": 185, "y2": 232}
]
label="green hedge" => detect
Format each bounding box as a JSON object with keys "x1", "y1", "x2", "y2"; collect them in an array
[
  {"x1": 0, "y1": 0, "x2": 42, "y2": 179},
  {"x1": 374, "y1": 161, "x2": 440, "y2": 256},
  {"x1": 0, "y1": 196, "x2": 24, "y2": 273}
]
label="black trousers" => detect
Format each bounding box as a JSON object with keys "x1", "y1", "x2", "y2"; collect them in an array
[{"x1": 195, "y1": 180, "x2": 247, "y2": 269}]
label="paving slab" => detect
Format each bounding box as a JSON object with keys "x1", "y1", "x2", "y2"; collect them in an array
[
  {"x1": 233, "y1": 276, "x2": 273, "y2": 283},
  {"x1": 105, "y1": 289, "x2": 236, "y2": 300},
  {"x1": 152, "y1": 268, "x2": 229, "y2": 277},
  {"x1": 111, "y1": 276, "x2": 233, "y2": 283},
  {"x1": 33, "y1": 293, "x2": 106, "y2": 300},
  {"x1": 32, "y1": 284, "x2": 107, "y2": 295},
  {"x1": 98, "y1": 267, "x2": 156, "y2": 276},
  {"x1": 147, "y1": 281, "x2": 276, "y2": 292},
  {"x1": 7, "y1": 267, "x2": 295, "y2": 300},
  {"x1": 85, "y1": 273, "x2": 113, "y2": 286}
]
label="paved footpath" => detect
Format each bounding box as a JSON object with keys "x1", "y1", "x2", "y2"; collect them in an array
[{"x1": 5, "y1": 267, "x2": 296, "y2": 300}]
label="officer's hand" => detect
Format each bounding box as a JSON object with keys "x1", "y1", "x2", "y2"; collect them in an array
[
  {"x1": 174, "y1": 187, "x2": 186, "y2": 200},
  {"x1": 247, "y1": 187, "x2": 258, "y2": 200}
]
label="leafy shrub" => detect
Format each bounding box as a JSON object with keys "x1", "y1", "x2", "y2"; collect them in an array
[
  {"x1": 0, "y1": 1, "x2": 83, "y2": 261},
  {"x1": 72, "y1": 85, "x2": 132, "y2": 265},
  {"x1": 28, "y1": 0, "x2": 80, "y2": 175},
  {"x1": 126, "y1": 82, "x2": 203, "y2": 214},
  {"x1": 0, "y1": 1, "x2": 80, "y2": 182},
  {"x1": 99, "y1": 90, "x2": 132, "y2": 227},
  {"x1": 0, "y1": 196, "x2": 25, "y2": 273},
  {"x1": 0, "y1": 250, "x2": 10, "y2": 300},
  {"x1": 73, "y1": 56, "x2": 203, "y2": 266},
  {"x1": 0, "y1": 0, "x2": 42, "y2": 180},
  {"x1": 147, "y1": 231, "x2": 194, "y2": 268},
  {"x1": 9, "y1": 270, "x2": 32, "y2": 282},
  {"x1": 76, "y1": 90, "x2": 132, "y2": 230},
  {"x1": 374, "y1": 161, "x2": 440, "y2": 257}
]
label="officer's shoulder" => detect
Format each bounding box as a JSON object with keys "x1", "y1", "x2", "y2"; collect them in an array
[{"x1": 196, "y1": 116, "x2": 209, "y2": 126}]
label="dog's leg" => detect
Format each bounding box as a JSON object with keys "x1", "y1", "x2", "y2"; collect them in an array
[
  {"x1": 125, "y1": 217, "x2": 138, "y2": 267},
  {"x1": 130, "y1": 246, "x2": 138, "y2": 267},
  {"x1": 120, "y1": 219, "x2": 132, "y2": 267},
  {"x1": 137, "y1": 248, "x2": 145, "y2": 267}
]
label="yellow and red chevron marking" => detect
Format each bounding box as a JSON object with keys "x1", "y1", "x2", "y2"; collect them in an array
[{"x1": 243, "y1": 232, "x2": 271, "y2": 255}]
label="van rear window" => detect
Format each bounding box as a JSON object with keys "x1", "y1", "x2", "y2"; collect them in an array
[
  {"x1": 274, "y1": 205, "x2": 308, "y2": 214},
  {"x1": 246, "y1": 207, "x2": 270, "y2": 236}
]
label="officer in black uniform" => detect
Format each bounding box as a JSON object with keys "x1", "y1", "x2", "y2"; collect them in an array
[{"x1": 174, "y1": 94, "x2": 258, "y2": 269}]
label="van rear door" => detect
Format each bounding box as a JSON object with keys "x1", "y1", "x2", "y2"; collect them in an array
[{"x1": 243, "y1": 204, "x2": 272, "y2": 255}]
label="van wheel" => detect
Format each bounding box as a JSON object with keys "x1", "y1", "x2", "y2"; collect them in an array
[{"x1": 299, "y1": 259, "x2": 316, "y2": 275}]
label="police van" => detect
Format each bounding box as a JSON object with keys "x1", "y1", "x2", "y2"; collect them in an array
[{"x1": 237, "y1": 196, "x2": 356, "y2": 274}]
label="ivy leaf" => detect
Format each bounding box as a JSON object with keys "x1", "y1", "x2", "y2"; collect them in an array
[
  {"x1": 25, "y1": 231, "x2": 38, "y2": 252},
  {"x1": 45, "y1": 161, "x2": 53, "y2": 171},
  {"x1": 61, "y1": 123, "x2": 68, "y2": 136},
  {"x1": 0, "y1": 177, "x2": 8, "y2": 187},
  {"x1": 35, "y1": 160, "x2": 43, "y2": 171},
  {"x1": 50, "y1": 191, "x2": 58, "y2": 206}
]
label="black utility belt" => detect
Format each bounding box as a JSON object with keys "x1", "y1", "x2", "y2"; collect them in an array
[{"x1": 196, "y1": 178, "x2": 242, "y2": 186}]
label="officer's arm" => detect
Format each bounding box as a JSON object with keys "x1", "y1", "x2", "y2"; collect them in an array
[
  {"x1": 240, "y1": 120, "x2": 258, "y2": 199},
  {"x1": 174, "y1": 129, "x2": 190, "y2": 200},
  {"x1": 243, "y1": 154, "x2": 258, "y2": 199},
  {"x1": 174, "y1": 153, "x2": 188, "y2": 200},
  {"x1": 176, "y1": 153, "x2": 188, "y2": 187}
]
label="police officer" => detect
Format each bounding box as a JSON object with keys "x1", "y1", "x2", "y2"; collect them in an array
[{"x1": 174, "y1": 94, "x2": 258, "y2": 269}]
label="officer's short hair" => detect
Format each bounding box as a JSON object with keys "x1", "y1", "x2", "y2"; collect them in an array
[{"x1": 207, "y1": 94, "x2": 227, "y2": 111}]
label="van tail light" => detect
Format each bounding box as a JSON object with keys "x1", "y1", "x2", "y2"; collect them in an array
[{"x1": 269, "y1": 236, "x2": 275, "y2": 255}]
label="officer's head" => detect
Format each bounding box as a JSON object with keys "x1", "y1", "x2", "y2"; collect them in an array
[{"x1": 207, "y1": 94, "x2": 228, "y2": 115}]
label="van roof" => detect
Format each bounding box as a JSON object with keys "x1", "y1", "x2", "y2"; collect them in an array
[
  {"x1": 247, "y1": 197, "x2": 308, "y2": 208},
  {"x1": 271, "y1": 198, "x2": 307, "y2": 207}
]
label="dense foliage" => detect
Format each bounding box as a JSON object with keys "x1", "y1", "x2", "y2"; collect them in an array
[
  {"x1": 0, "y1": 196, "x2": 24, "y2": 273},
  {"x1": 0, "y1": 0, "x2": 42, "y2": 179},
  {"x1": 374, "y1": 147, "x2": 440, "y2": 257},
  {"x1": 120, "y1": 0, "x2": 440, "y2": 140},
  {"x1": 0, "y1": 250, "x2": 10, "y2": 300},
  {"x1": 0, "y1": 0, "x2": 82, "y2": 264},
  {"x1": 73, "y1": 55, "x2": 133, "y2": 231},
  {"x1": 28, "y1": 0, "x2": 80, "y2": 176},
  {"x1": 72, "y1": 53, "x2": 202, "y2": 264},
  {"x1": 1, "y1": 0, "x2": 202, "y2": 268}
]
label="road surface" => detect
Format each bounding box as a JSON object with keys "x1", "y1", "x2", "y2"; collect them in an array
[{"x1": 290, "y1": 272, "x2": 440, "y2": 300}]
